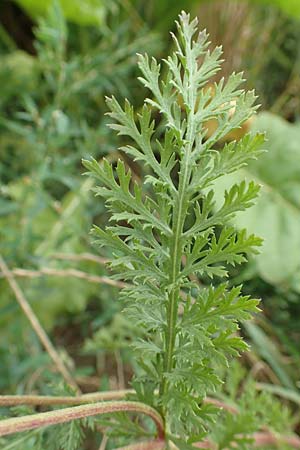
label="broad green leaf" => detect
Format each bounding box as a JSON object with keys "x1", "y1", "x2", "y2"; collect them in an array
[
  {"x1": 16, "y1": 0, "x2": 106, "y2": 26},
  {"x1": 199, "y1": 0, "x2": 300, "y2": 20},
  {"x1": 252, "y1": 0, "x2": 300, "y2": 19},
  {"x1": 211, "y1": 112, "x2": 300, "y2": 285}
]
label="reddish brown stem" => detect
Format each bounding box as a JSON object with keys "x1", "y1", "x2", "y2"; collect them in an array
[
  {"x1": 115, "y1": 439, "x2": 165, "y2": 450},
  {"x1": 253, "y1": 431, "x2": 300, "y2": 448},
  {"x1": 1, "y1": 392, "x2": 235, "y2": 409},
  {"x1": 0, "y1": 401, "x2": 164, "y2": 440},
  {"x1": 2, "y1": 393, "x2": 299, "y2": 448}
]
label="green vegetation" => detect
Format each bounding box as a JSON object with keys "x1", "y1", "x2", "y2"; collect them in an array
[
  {"x1": 0, "y1": 1, "x2": 299, "y2": 449},
  {"x1": 84, "y1": 12, "x2": 263, "y2": 445}
]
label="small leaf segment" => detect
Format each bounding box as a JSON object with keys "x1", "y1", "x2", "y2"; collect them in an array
[{"x1": 84, "y1": 11, "x2": 264, "y2": 447}]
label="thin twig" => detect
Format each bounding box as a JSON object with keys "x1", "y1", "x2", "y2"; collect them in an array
[
  {"x1": 51, "y1": 252, "x2": 110, "y2": 266},
  {"x1": 98, "y1": 434, "x2": 108, "y2": 450},
  {"x1": 26, "y1": 367, "x2": 44, "y2": 392},
  {"x1": 3, "y1": 267, "x2": 127, "y2": 289},
  {"x1": 0, "y1": 401, "x2": 165, "y2": 440},
  {"x1": 0, "y1": 392, "x2": 238, "y2": 413},
  {"x1": 203, "y1": 397, "x2": 238, "y2": 414},
  {"x1": 76, "y1": 375, "x2": 103, "y2": 389},
  {"x1": 0, "y1": 390, "x2": 134, "y2": 407},
  {"x1": 0, "y1": 255, "x2": 80, "y2": 393}
]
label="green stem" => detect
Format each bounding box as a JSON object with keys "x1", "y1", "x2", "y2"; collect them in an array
[
  {"x1": 162, "y1": 43, "x2": 197, "y2": 415},
  {"x1": 164, "y1": 167, "x2": 189, "y2": 374},
  {"x1": 162, "y1": 145, "x2": 193, "y2": 399},
  {"x1": 163, "y1": 62, "x2": 197, "y2": 387}
]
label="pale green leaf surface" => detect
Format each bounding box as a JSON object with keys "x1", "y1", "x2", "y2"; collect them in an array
[
  {"x1": 16, "y1": 0, "x2": 106, "y2": 25},
  {"x1": 211, "y1": 112, "x2": 300, "y2": 285}
]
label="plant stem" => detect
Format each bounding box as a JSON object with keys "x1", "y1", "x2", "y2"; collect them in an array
[
  {"x1": 51, "y1": 252, "x2": 110, "y2": 265},
  {"x1": 115, "y1": 439, "x2": 165, "y2": 450},
  {"x1": 0, "y1": 401, "x2": 164, "y2": 440},
  {"x1": 98, "y1": 434, "x2": 108, "y2": 450},
  {"x1": 162, "y1": 146, "x2": 194, "y2": 414},
  {"x1": 163, "y1": 16, "x2": 199, "y2": 383},
  {"x1": 0, "y1": 390, "x2": 134, "y2": 406},
  {"x1": 163, "y1": 79, "x2": 196, "y2": 396},
  {"x1": 2, "y1": 266, "x2": 127, "y2": 289},
  {"x1": 164, "y1": 167, "x2": 189, "y2": 374}
]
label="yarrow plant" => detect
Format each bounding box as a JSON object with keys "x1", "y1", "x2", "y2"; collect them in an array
[
  {"x1": 5, "y1": 10, "x2": 296, "y2": 450},
  {"x1": 83, "y1": 10, "x2": 264, "y2": 448}
]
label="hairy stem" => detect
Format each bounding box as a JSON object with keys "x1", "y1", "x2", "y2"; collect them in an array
[
  {"x1": 163, "y1": 22, "x2": 199, "y2": 394},
  {"x1": 163, "y1": 68, "x2": 197, "y2": 403},
  {"x1": 164, "y1": 162, "x2": 190, "y2": 376},
  {"x1": 0, "y1": 401, "x2": 165, "y2": 440}
]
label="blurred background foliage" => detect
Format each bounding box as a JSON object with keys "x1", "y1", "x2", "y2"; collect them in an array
[{"x1": 0, "y1": 0, "x2": 300, "y2": 448}]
